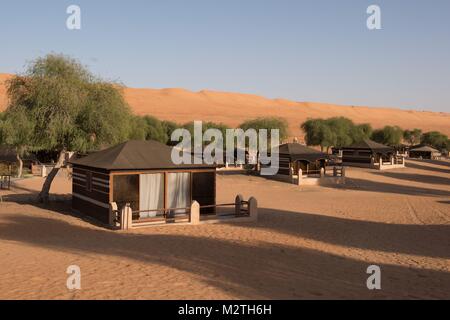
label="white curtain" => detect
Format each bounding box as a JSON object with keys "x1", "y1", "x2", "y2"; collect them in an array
[
  {"x1": 139, "y1": 173, "x2": 164, "y2": 218},
  {"x1": 168, "y1": 172, "x2": 191, "y2": 215}
]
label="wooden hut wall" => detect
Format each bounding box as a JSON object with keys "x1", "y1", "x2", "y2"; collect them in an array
[
  {"x1": 409, "y1": 151, "x2": 432, "y2": 159},
  {"x1": 278, "y1": 155, "x2": 291, "y2": 175},
  {"x1": 342, "y1": 149, "x2": 373, "y2": 164},
  {"x1": 72, "y1": 166, "x2": 111, "y2": 224},
  {"x1": 192, "y1": 171, "x2": 216, "y2": 214}
]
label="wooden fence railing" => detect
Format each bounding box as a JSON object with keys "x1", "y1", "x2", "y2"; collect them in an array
[{"x1": 110, "y1": 195, "x2": 256, "y2": 230}]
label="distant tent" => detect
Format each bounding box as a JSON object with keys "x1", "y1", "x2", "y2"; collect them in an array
[
  {"x1": 341, "y1": 139, "x2": 394, "y2": 164},
  {"x1": 409, "y1": 145, "x2": 441, "y2": 160},
  {"x1": 269, "y1": 143, "x2": 328, "y2": 175}
]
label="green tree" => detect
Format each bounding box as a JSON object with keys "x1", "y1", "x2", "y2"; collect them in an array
[
  {"x1": 162, "y1": 120, "x2": 181, "y2": 145},
  {"x1": 371, "y1": 126, "x2": 403, "y2": 146},
  {"x1": 301, "y1": 119, "x2": 336, "y2": 152},
  {"x1": 6, "y1": 54, "x2": 134, "y2": 202},
  {"x1": 239, "y1": 117, "x2": 289, "y2": 145},
  {"x1": 301, "y1": 117, "x2": 368, "y2": 152},
  {"x1": 403, "y1": 128, "x2": 422, "y2": 146},
  {"x1": 182, "y1": 121, "x2": 230, "y2": 149},
  {"x1": 142, "y1": 116, "x2": 169, "y2": 143},
  {"x1": 0, "y1": 106, "x2": 35, "y2": 178},
  {"x1": 421, "y1": 131, "x2": 449, "y2": 150}
]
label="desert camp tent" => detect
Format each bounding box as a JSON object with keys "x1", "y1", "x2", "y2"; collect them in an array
[
  {"x1": 342, "y1": 139, "x2": 394, "y2": 164},
  {"x1": 409, "y1": 145, "x2": 441, "y2": 160},
  {"x1": 272, "y1": 143, "x2": 328, "y2": 176},
  {"x1": 69, "y1": 140, "x2": 216, "y2": 225}
]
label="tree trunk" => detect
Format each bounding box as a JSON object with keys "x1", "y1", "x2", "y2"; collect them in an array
[
  {"x1": 16, "y1": 153, "x2": 23, "y2": 179},
  {"x1": 38, "y1": 149, "x2": 66, "y2": 203}
]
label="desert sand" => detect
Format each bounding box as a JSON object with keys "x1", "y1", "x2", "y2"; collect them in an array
[
  {"x1": 0, "y1": 159, "x2": 449, "y2": 299},
  {"x1": 1, "y1": 73, "x2": 449, "y2": 139}
]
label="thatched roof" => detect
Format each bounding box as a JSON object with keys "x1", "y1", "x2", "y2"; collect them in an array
[
  {"x1": 277, "y1": 143, "x2": 328, "y2": 163},
  {"x1": 69, "y1": 140, "x2": 215, "y2": 171},
  {"x1": 343, "y1": 139, "x2": 394, "y2": 154},
  {"x1": 410, "y1": 145, "x2": 440, "y2": 153}
]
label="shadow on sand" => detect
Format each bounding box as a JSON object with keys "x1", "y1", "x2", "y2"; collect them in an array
[
  {"x1": 372, "y1": 171, "x2": 450, "y2": 186},
  {"x1": 2, "y1": 181, "x2": 450, "y2": 300},
  {"x1": 0, "y1": 213, "x2": 449, "y2": 299},
  {"x1": 406, "y1": 162, "x2": 450, "y2": 175},
  {"x1": 327, "y1": 177, "x2": 450, "y2": 197}
]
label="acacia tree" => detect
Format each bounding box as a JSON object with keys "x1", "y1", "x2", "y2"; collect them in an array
[
  {"x1": 403, "y1": 129, "x2": 422, "y2": 146},
  {"x1": 240, "y1": 117, "x2": 289, "y2": 147},
  {"x1": 372, "y1": 126, "x2": 404, "y2": 146},
  {"x1": 421, "y1": 131, "x2": 449, "y2": 151},
  {"x1": 6, "y1": 54, "x2": 133, "y2": 202},
  {"x1": 0, "y1": 106, "x2": 35, "y2": 178},
  {"x1": 301, "y1": 117, "x2": 370, "y2": 152}
]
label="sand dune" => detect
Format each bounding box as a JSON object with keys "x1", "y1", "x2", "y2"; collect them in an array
[{"x1": 1, "y1": 73, "x2": 449, "y2": 138}]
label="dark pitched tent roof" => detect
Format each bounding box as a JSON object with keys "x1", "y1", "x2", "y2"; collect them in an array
[
  {"x1": 343, "y1": 139, "x2": 394, "y2": 154},
  {"x1": 276, "y1": 143, "x2": 328, "y2": 162},
  {"x1": 69, "y1": 140, "x2": 215, "y2": 171},
  {"x1": 409, "y1": 145, "x2": 440, "y2": 153}
]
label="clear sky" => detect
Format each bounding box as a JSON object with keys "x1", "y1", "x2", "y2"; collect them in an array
[{"x1": 0, "y1": 0, "x2": 449, "y2": 112}]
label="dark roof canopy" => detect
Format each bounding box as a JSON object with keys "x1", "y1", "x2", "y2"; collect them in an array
[
  {"x1": 276, "y1": 143, "x2": 328, "y2": 163},
  {"x1": 343, "y1": 139, "x2": 394, "y2": 154},
  {"x1": 409, "y1": 145, "x2": 440, "y2": 153},
  {"x1": 70, "y1": 140, "x2": 215, "y2": 171}
]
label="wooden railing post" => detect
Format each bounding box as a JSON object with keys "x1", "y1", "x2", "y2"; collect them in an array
[
  {"x1": 190, "y1": 201, "x2": 200, "y2": 225},
  {"x1": 120, "y1": 203, "x2": 132, "y2": 230},
  {"x1": 297, "y1": 169, "x2": 303, "y2": 186},
  {"x1": 235, "y1": 194, "x2": 243, "y2": 216},
  {"x1": 248, "y1": 197, "x2": 258, "y2": 221},
  {"x1": 109, "y1": 202, "x2": 118, "y2": 227}
]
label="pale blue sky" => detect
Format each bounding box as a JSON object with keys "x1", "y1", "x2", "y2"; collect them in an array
[{"x1": 0, "y1": 0, "x2": 449, "y2": 112}]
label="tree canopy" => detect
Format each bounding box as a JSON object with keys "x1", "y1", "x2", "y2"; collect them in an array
[
  {"x1": 403, "y1": 128, "x2": 422, "y2": 146},
  {"x1": 421, "y1": 131, "x2": 450, "y2": 151},
  {"x1": 301, "y1": 117, "x2": 372, "y2": 151},
  {"x1": 371, "y1": 126, "x2": 404, "y2": 146},
  {"x1": 6, "y1": 54, "x2": 134, "y2": 154},
  {"x1": 239, "y1": 117, "x2": 289, "y2": 142},
  {"x1": 5, "y1": 54, "x2": 135, "y2": 200}
]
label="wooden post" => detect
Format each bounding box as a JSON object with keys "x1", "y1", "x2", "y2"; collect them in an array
[
  {"x1": 248, "y1": 197, "x2": 258, "y2": 221},
  {"x1": 390, "y1": 155, "x2": 395, "y2": 165},
  {"x1": 235, "y1": 194, "x2": 243, "y2": 216},
  {"x1": 298, "y1": 169, "x2": 302, "y2": 186},
  {"x1": 120, "y1": 203, "x2": 132, "y2": 230},
  {"x1": 109, "y1": 202, "x2": 118, "y2": 227},
  {"x1": 333, "y1": 166, "x2": 337, "y2": 177},
  {"x1": 320, "y1": 167, "x2": 325, "y2": 178},
  {"x1": 190, "y1": 201, "x2": 200, "y2": 225}
]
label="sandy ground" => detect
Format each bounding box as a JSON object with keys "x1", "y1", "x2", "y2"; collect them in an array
[
  {"x1": 0, "y1": 159, "x2": 449, "y2": 299},
  {"x1": 2, "y1": 73, "x2": 450, "y2": 139}
]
